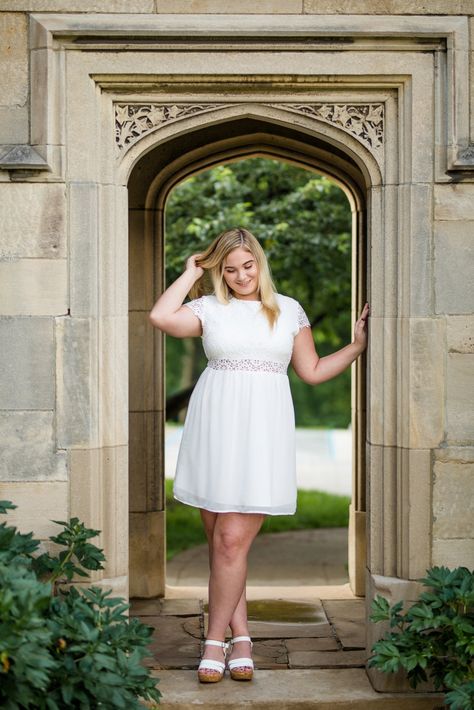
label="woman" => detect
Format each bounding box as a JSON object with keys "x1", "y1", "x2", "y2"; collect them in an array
[{"x1": 149, "y1": 227, "x2": 369, "y2": 684}]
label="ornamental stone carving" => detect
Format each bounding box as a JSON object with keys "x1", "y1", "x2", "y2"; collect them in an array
[
  {"x1": 115, "y1": 102, "x2": 384, "y2": 157},
  {"x1": 273, "y1": 103, "x2": 384, "y2": 153},
  {"x1": 115, "y1": 104, "x2": 223, "y2": 151}
]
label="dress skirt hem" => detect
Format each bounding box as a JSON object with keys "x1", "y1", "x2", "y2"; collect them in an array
[{"x1": 173, "y1": 486, "x2": 296, "y2": 516}]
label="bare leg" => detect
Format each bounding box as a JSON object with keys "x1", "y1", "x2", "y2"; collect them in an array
[
  {"x1": 200, "y1": 510, "x2": 249, "y2": 636},
  {"x1": 199, "y1": 509, "x2": 264, "y2": 671}
]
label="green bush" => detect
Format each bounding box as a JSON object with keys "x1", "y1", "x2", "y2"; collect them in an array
[
  {"x1": 368, "y1": 566, "x2": 474, "y2": 710},
  {"x1": 0, "y1": 500, "x2": 161, "y2": 709}
]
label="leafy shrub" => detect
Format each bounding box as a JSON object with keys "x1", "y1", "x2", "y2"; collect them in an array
[
  {"x1": 369, "y1": 566, "x2": 474, "y2": 710},
  {"x1": 0, "y1": 500, "x2": 161, "y2": 709}
]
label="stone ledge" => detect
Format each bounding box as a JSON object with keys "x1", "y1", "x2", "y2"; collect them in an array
[
  {"x1": 0, "y1": 145, "x2": 49, "y2": 171},
  {"x1": 149, "y1": 669, "x2": 442, "y2": 709}
]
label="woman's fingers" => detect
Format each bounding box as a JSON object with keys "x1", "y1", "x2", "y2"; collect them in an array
[
  {"x1": 354, "y1": 303, "x2": 370, "y2": 349},
  {"x1": 185, "y1": 253, "x2": 205, "y2": 275}
]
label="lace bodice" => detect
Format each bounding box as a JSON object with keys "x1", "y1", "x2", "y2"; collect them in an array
[{"x1": 184, "y1": 293, "x2": 310, "y2": 373}]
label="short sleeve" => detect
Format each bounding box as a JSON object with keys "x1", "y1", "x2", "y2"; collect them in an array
[
  {"x1": 184, "y1": 296, "x2": 205, "y2": 325},
  {"x1": 297, "y1": 302, "x2": 311, "y2": 331}
]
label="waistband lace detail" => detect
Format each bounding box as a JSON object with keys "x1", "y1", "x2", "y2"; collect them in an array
[{"x1": 208, "y1": 358, "x2": 287, "y2": 374}]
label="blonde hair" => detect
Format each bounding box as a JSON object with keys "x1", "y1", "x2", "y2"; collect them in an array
[{"x1": 189, "y1": 228, "x2": 280, "y2": 328}]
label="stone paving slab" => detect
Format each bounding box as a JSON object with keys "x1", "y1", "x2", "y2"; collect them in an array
[
  {"x1": 253, "y1": 639, "x2": 288, "y2": 668},
  {"x1": 133, "y1": 596, "x2": 368, "y2": 672},
  {"x1": 288, "y1": 649, "x2": 366, "y2": 669},
  {"x1": 131, "y1": 598, "x2": 201, "y2": 616},
  {"x1": 285, "y1": 637, "x2": 339, "y2": 651},
  {"x1": 322, "y1": 599, "x2": 365, "y2": 649},
  {"x1": 246, "y1": 619, "x2": 334, "y2": 639},
  {"x1": 148, "y1": 669, "x2": 443, "y2": 709},
  {"x1": 137, "y1": 615, "x2": 201, "y2": 670}
]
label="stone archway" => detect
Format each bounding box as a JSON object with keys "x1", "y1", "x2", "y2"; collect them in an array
[
  {"x1": 0, "y1": 9, "x2": 470, "y2": 695},
  {"x1": 126, "y1": 104, "x2": 380, "y2": 598},
  {"x1": 21, "y1": 12, "x2": 466, "y2": 688}
]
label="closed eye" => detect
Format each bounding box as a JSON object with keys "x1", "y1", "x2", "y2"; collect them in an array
[{"x1": 225, "y1": 260, "x2": 254, "y2": 272}]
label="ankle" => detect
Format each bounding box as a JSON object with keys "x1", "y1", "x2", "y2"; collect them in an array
[{"x1": 231, "y1": 633, "x2": 250, "y2": 641}]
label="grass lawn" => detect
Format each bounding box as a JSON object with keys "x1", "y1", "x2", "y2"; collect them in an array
[{"x1": 165, "y1": 479, "x2": 350, "y2": 560}]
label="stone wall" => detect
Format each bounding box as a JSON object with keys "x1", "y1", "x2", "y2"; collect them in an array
[{"x1": 0, "y1": 0, "x2": 473, "y2": 653}]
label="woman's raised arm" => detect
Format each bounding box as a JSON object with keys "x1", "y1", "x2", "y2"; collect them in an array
[
  {"x1": 291, "y1": 303, "x2": 370, "y2": 385},
  {"x1": 148, "y1": 254, "x2": 204, "y2": 338}
]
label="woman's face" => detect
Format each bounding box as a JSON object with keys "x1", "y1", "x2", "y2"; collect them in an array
[{"x1": 222, "y1": 247, "x2": 260, "y2": 301}]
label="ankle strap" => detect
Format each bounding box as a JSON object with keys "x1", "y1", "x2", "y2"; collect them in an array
[
  {"x1": 231, "y1": 635, "x2": 252, "y2": 645},
  {"x1": 204, "y1": 639, "x2": 229, "y2": 650}
]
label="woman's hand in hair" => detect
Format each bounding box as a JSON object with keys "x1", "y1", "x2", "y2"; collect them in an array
[{"x1": 185, "y1": 253, "x2": 205, "y2": 279}]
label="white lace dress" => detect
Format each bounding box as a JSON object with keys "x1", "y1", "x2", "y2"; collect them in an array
[{"x1": 173, "y1": 293, "x2": 311, "y2": 515}]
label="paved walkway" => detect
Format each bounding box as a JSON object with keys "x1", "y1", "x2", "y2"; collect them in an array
[
  {"x1": 167, "y1": 528, "x2": 349, "y2": 587},
  {"x1": 132, "y1": 596, "x2": 442, "y2": 709},
  {"x1": 130, "y1": 595, "x2": 366, "y2": 672}
]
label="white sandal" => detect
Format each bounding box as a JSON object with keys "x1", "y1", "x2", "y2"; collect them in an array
[
  {"x1": 197, "y1": 639, "x2": 229, "y2": 683},
  {"x1": 227, "y1": 635, "x2": 254, "y2": 681}
]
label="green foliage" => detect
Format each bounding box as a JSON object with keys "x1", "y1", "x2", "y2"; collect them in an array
[
  {"x1": 0, "y1": 501, "x2": 161, "y2": 709},
  {"x1": 165, "y1": 479, "x2": 349, "y2": 560},
  {"x1": 164, "y1": 157, "x2": 353, "y2": 427},
  {"x1": 368, "y1": 566, "x2": 474, "y2": 710}
]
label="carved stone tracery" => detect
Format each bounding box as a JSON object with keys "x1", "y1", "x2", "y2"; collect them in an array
[{"x1": 115, "y1": 102, "x2": 384, "y2": 158}]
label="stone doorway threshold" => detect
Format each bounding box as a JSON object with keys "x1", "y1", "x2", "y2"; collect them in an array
[{"x1": 131, "y1": 587, "x2": 442, "y2": 709}]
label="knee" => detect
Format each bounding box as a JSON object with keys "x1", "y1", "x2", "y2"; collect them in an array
[{"x1": 213, "y1": 529, "x2": 247, "y2": 563}]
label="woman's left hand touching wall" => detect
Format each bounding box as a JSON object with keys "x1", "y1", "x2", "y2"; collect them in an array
[{"x1": 353, "y1": 303, "x2": 370, "y2": 353}]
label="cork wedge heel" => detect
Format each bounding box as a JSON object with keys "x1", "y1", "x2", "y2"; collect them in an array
[
  {"x1": 197, "y1": 639, "x2": 229, "y2": 683},
  {"x1": 227, "y1": 635, "x2": 254, "y2": 681}
]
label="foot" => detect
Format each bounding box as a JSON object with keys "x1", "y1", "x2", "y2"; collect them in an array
[
  {"x1": 198, "y1": 640, "x2": 227, "y2": 680},
  {"x1": 227, "y1": 636, "x2": 253, "y2": 673}
]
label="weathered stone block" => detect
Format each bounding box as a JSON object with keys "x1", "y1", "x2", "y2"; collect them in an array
[
  {"x1": 55, "y1": 316, "x2": 99, "y2": 448},
  {"x1": 304, "y1": 0, "x2": 465, "y2": 12},
  {"x1": 0, "y1": 411, "x2": 67, "y2": 482},
  {"x1": 434, "y1": 445, "x2": 474, "y2": 464},
  {"x1": 98, "y1": 185, "x2": 129, "y2": 318},
  {"x1": 0, "y1": 259, "x2": 67, "y2": 315},
  {"x1": 0, "y1": 481, "x2": 68, "y2": 539},
  {"x1": 99, "y1": 316, "x2": 129, "y2": 447},
  {"x1": 69, "y1": 182, "x2": 98, "y2": 317},
  {"x1": 156, "y1": 0, "x2": 303, "y2": 11},
  {"x1": 433, "y1": 460, "x2": 474, "y2": 539},
  {"x1": 399, "y1": 448, "x2": 433, "y2": 580},
  {"x1": 434, "y1": 185, "x2": 474, "y2": 221},
  {"x1": 405, "y1": 184, "x2": 433, "y2": 316},
  {"x1": 0, "y1": 13, "x2": 28, "y2": 107},
  {"x1": 401, "y1": 318, "x2": 445, "y2": 449},
  {"x1": 434, "y1": 221, "x2": 474, "y2": 314},
  {"x1": 367, "y1": 443, "x2": 397, "y2": 577},
  {"x1": 432, "y1": 539, "x2": 474, "y2": 568},
  {"x1": 0, "y1": 317, "x2": 55, "y2": 409},
  {"x1": 446, "y1": 353, "x2": 474, "y2": 443},
  {"x1": 447, "y1": 316, "x2": 474, "y2": 354},
  {"x1": 69, "y1": 446, "x2": 128, "y2": 580},
  {"x1": 129, "y1": 311, "x2": 163, "y2": 413},
  {"x1": 129, "y1": 411, "x2": 165, "y2": 512},
  {"x1": 1, "y1": 1, "x2": 153, "y2": 10},
  {"x1": 0, "y1": 106, "x2": 28, "y2": 143},
  {"x1": 129, "y1": 208, "x2": 155, "y2": 311},
  {"x1": 129, "y1": 510, "x2": 165, "y2": 598},
  {"x1": 367, "y1": 316, "x2": 397, "y2": 446},
  {"x1": 0, "y1": 183, "x2": 66, "y2": 259}
]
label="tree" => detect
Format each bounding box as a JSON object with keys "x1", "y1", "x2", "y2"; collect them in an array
[{"x1": 164, "y1": 157, "x2": 353, "y2": 427}]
